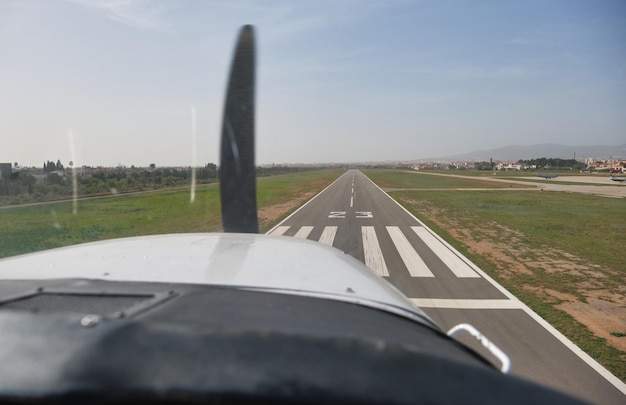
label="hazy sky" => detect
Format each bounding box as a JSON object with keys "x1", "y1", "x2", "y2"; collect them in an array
[{"x1": 2, "y1": 0, "x2": 625, "y2": 167}]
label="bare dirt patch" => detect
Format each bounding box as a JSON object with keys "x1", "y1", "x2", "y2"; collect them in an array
[
  {"x1": 402, "y1": 198, "x2": 626, "y2": 353},
  {"x1": 559, "y1": 296, "x2": 626, "y2": 352},
  {"x1": 257, "y1": 191, "x2": 316, "y2": 231}
]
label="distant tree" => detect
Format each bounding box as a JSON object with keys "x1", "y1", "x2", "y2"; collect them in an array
[
  {"x1": 69, "y1": 161, "x2": 74, "y2": 168},
  {"x1": 206, "y1": 163, "x2": 217, "y2": 178},
  {"x1": 98, "y1": 171, "x2": 109, "y2": 181},
  {"x1": 149, "y1": 163, "x2": 156, "y2": 169},
  {"x1": 56, "y1": 160, "x2": 64, "y2": 170},
  {"x1": 14, "y1": 162, "x2": 18, "y2": 168},
  {"x1": 45, "y1": 173, "x2": 63, "y2": 185},
  {"x1": 474, "y1": 161, "x2": 493, "y2": 170}
]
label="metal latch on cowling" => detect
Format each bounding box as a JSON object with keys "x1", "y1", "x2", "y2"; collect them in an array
[{"x1": 447, "y1": 323, "x2": 511, "y2": 373}]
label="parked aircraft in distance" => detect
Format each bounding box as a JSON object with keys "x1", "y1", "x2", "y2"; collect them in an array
[
  {"x1": 535, "y1": 173, "x2": 558, "y2": 179},
  {"x1": 609, "y1": 175, "x2": 626, "y2": 183},
  {"x1": 0, "y1": 25, "x2": 585, "y2": 404}
]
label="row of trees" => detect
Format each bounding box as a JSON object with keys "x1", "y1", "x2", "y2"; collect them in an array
[
  {"x1": 43, "y1": 160, "x2": 66, "y2": 172},
  {"x1": 471, "y1": 158, "x2": 584, "y2": 171},
  {"x1": 474, "y1": 161, "x2": 495, "y2": 170},
  {"x1": 517, "y1": 158, "x2": 582, "y2": 169},
  {"x1": 0, "y1": 164, "x2": 219, "y2": 205},
  {"x1": 0, "y1": 163, "x2": 328, "y2": 205}
]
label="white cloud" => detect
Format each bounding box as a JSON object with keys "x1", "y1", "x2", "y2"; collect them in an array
[{"x1": 67, "y1": 0, "x2": 174, "y2": 30}]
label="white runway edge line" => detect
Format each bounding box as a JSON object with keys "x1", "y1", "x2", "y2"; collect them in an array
[
  {"x1": 411, "y1": 226, "x2": 479, "y2": 278},
  {"x1": 362, "y1": 171, "x2": 626, "y2": 395},
  {"x1": 410, "y1": 298, "x2": 523, "y2": 309},
  {"x1": 319, "y1": 226, "x2": 337, "y2": 247},
  {"x1": 266, "y1": 172, "x2": 348, "y2": 235},
  {"x1": 386, "y1": 226, "x2": 434, "y2": 277},
  {"x1": 362, "y1": 226, "x2": 389, "y2": 277}
]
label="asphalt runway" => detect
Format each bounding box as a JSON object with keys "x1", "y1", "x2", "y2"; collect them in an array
[{"x1": 267, "y1": 169, "x2": 625, "y2": 405}]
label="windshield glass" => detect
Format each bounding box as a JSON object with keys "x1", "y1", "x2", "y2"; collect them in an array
[
  {"x1": 2, "y1": 1, "x2": 624, "y2": 258},
  {"x1": 0, "y1": 0, "x2": 626, "y2": 256},
  {"x1": 1, "y1": 2, "x2": 626, "y2": 402}
]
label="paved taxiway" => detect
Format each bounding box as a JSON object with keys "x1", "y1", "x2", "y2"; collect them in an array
[
  {"x1": 268, "y1": 170, "x2": 625, "y2": 405},
  {"x1": 413, "y1": 172, "x2": 626, "y2": 199}
]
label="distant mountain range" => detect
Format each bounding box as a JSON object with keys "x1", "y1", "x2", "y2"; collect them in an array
[{"x1": 428, "y1": 144, "x2": 626, "y2": 162}]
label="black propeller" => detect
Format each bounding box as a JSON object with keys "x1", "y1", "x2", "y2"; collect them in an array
[{"x1": 219, "y1": 25, "x2": 259, "y2": 233}]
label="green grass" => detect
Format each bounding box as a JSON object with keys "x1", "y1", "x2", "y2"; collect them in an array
[
  {"x1": 413, "y1": 169, "x2": 583, "y2": 178},
  {"x1": 0, "y1": 185, "x2": 221, "y2": 258},
  {"x1": 361, "y1": 170, "x2": 626, "y2": 381},
  {"x1": 498, "y1": 177, "x2": 619, "y2": 187},
  {"x1": 0, "y1": 170, "x2": 343, "y2": 258},
  {"x1": 390, "y1": 189, "x2": 626, "y2": 274},
  {"x1": 362, "y1": 169, "x2": 532, "y2": 189}
]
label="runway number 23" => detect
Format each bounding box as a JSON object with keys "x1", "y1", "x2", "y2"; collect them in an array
[{"x1": 328, "y1": 211, "x2": 373, "y2": 219}]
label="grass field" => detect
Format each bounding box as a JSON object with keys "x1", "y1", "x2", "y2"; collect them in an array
[
  {"x1": 415, "y1": 169, "x2": 626, "y2": 187},
  {"x1": 0, "y1": 170, "x2": 342, "y2": 259},
  {"x1": 364, "y1": 169, "x2": 626, "y2": 381},
  {"x1": 364, "y1": 170, "x2": 626, "y2": 271},
  {"x1": 364, "y1": 170, "x2": 532, "y2": 189},
  {"x1": 419, "y1": 169, "x2": 592, "y2": 178}
]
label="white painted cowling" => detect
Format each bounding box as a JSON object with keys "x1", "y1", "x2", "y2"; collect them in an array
[{"x1": 0, "y1": 233, "x2": 434, "y2": 327}]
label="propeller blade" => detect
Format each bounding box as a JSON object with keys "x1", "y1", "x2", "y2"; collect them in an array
[{"x1": 219, "y1": 25, "x2": 259, "y2": 233}]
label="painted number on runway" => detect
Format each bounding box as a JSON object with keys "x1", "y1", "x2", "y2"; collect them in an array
[
  {"x1": 328, "y1": 211, "x2": 373, "y2": 219},
  {"x1": 329, "y1": 211, "x2": 346, "y2": 218}
]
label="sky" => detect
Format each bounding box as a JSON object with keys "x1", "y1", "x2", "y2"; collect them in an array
[{"x1": 1, "y1": 0, "x2": 625, "y2": 167}]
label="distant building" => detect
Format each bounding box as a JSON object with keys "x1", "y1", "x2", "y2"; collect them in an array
[
  {"x1": 496, "y1": 162, "x2": 522, "y2": 171},
  {"x1": 0, "y1": 163, "x2": 12, "y2": 180}
]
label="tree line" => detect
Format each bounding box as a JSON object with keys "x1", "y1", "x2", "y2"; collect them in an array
[
  {"x1": 516, "y1": 158, "x2": 583, "y2": 170},
  {"x1": 471, "y1": 158, "x2": 584, "y2": 171},
  {"x1": 0, "y1": 164, "x2": 218, "y2": 205},
  {"x1": 0, "y1": 163, "x2": 327, "y2": 206},
  {"x1": 43, "y1": 160, "x2": 65, "y2": 172}
]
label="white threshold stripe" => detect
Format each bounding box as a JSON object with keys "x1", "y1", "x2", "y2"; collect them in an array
[
  {"x1": 319, "y1": 226, "x2": 337, "y2": 247},
  {"x1": 386, "y1": 226, "x2": 434, "y2": 277},
  {"x1": 412, "y1": 226, "x2": 479, "y2": 278},
  {"x1": 410, "y1": 298, "x2": 523, "y2": 309},
  {"x1": 362, "y1": 226, "x2": 389, "y2": 277},
  {"x1": 294, "y1": 226, "x2": 314, "y2": 239},
  {"x1": 269, "y1": 226, "x2": 290, "y2": 236}
]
